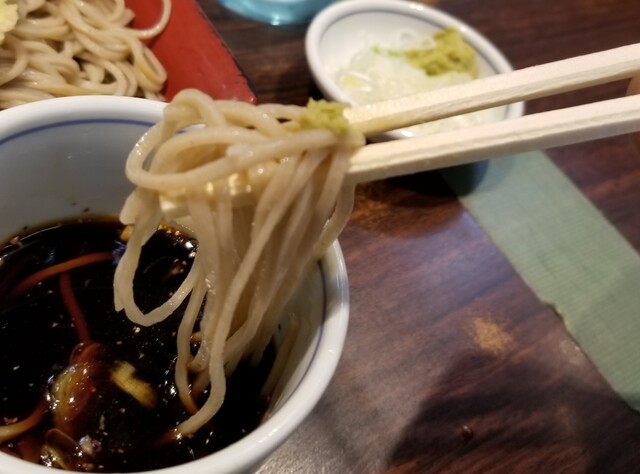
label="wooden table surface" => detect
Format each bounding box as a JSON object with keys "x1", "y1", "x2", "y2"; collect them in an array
[{"x1": 197, "y1": 0, "x2": 640, "y2": 472}]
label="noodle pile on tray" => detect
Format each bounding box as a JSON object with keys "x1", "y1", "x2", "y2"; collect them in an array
[
  {"x1": 0, "y1": 0, "x2": 170, "y2": 109},
  {"x1": 114, "y1": 89, "x2": 364, "y2": 435}
]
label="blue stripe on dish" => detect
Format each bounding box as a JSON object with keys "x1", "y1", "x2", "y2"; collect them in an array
[{"x1": 0, "y1": 118, "x2": 154, "y2": 146}]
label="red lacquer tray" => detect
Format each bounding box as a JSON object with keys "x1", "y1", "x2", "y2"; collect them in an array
[{"x1": 126, "y1": 0, "x2": 256, "y2": 103}]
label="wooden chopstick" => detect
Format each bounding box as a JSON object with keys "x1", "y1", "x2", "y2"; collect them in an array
[
  {"x1": 159, "y1": 43, "x2": 640, "y2": 216},
  {"x1": 345, "y1": 42, "x2": 640, "y2": 136},
  {"x1": 161, "y1": 93, "x2": 640, "y2": 216},
  {"x1": 347, "y1": 94, "x2": 640, "y2": 184}
]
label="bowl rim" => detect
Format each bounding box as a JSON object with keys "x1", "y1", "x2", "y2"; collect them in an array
[
  {"x1": 306, "y1": 0, "x2": 525, "y2": 131},
  {"x1": 0, "y1": 96, "x2": 350, "y2": 474}
]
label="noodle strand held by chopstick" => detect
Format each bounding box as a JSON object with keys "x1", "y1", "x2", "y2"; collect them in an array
[
  {"x1": 114, "y1": 89, "x2": 364, "y2": 435},
  {"x1": 0, "y1": 0, "x2": 170, "y2": 108}
]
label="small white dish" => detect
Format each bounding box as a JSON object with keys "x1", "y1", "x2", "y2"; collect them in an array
[{"x1": 306, "y1": 0, "x2": 524, "y2": 140}]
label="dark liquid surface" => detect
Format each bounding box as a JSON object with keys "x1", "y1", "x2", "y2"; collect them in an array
[{"x1": 0, "y1": 219, "x2": 272, "y2": 472}]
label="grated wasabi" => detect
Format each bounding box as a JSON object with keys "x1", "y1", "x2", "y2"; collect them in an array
[
  {"x1": 390, "y1": 27, "x2": 478, "y2": 78},
  {"x1": 300, "y1": 99, "x2": 351, "y2": 134}
]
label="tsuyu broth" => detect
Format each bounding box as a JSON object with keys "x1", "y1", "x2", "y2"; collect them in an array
[{"x1": 0, "y1": 218, "x2": 273, "y2": 472}]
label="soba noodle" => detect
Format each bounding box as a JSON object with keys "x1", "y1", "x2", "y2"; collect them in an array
[
  {"x1": 114, "y1": 89, "x2": 364, "y2": 435},
  {"x1": 0, "y1": 0, "x2": 170, "y2": 108}
]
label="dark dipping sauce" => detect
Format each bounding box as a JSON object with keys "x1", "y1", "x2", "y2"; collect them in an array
[{"x1": 0, "y1": 218, "x2": 273, "y2": 472}]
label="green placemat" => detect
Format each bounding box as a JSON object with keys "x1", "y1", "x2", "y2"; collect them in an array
[{"x1": 442, "y1": 151, "x2": 640, "y2": 409}]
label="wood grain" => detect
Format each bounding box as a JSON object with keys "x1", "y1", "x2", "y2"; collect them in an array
[{"x1": 196, "y1": 0, "x2": 640, "y2": 472}]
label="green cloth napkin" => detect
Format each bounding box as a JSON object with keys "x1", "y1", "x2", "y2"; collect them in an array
[{"x1": 442, "y1": 151, "x2": 640, "y2": 409}]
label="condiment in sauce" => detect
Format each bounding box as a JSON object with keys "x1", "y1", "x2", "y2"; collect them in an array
[{"x1": 0, "y1": 218, "x2": 274, "y2": 472}]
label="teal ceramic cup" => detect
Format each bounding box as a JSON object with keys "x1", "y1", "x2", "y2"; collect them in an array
[{"x1": 219, "y1": 0, "x2": 331, "y2": 25}]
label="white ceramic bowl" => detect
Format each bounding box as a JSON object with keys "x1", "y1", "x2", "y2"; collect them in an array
[
  {"x1": 0, "y1": 96, "x2": 349, "y2": 474},
  {"x1": 306, "y1": 0, "x2": 524, "y2": 140}
]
